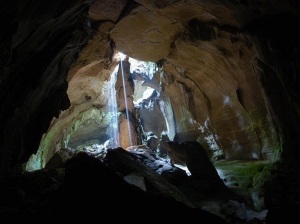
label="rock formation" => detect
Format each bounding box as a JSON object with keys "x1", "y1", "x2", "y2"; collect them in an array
[{"x1": 1, "y1": 0, "x2": 300, "y2": 223}]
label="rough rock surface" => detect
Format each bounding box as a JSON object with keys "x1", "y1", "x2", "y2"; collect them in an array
[
  {"x1": 0, "y1": 152, "x2": 228, "y2": 223},
  {"x1": 1, "y1": 0, "x2": 300, "y2": 223}
]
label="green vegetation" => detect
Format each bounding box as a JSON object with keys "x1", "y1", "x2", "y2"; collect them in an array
[{"x1": 214, "y1": 160, "x2": 270, "y2": 178}]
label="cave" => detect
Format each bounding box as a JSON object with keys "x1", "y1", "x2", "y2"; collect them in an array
[{"x1": 1, "y1": 0, "x2": 300, "y2": 223}]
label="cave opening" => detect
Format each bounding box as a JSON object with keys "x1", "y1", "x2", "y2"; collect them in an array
[
  {"x1": 24, "y1": 52, "x2": 175, "y2": 172},
  {"x1": 2, "y1": 1, "x2": 300, "y2": 222}
]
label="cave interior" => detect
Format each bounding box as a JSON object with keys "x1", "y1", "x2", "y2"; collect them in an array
[{"x1": 1, "y1": 0, "x2": 300, "y2": 223}]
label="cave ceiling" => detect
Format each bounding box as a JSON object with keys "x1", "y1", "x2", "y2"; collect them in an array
[
  {"x1": 1, "y1": 3, "x2": 300, "y2": 221},
  {"x1": 8, "y1": 0, "x2": 298, "y2": 170}
]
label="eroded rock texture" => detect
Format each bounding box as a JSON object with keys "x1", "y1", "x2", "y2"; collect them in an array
[
  {"x1": 0, "y1": 0, "x2": 95, "y2": 173},
  {"x1": 23, "y1": 0, "x2": 300, "y2": 168},
  {"x1": 1, "y1": 0, "x2": 300, "y2": 222}
]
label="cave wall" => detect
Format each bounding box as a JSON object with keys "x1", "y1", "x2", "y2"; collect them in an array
[
  {"x1": 248, "y1": 13, "x2": 300, "y2": 168},
  {"x1": 0, "y1": 0, "x2": 95, "y2": 176},
  {"x1": 1, "y1": 0, "x2": 300, "y2": 176}
]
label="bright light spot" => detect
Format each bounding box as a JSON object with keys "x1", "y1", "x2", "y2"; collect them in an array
[
  {"x1": 161, "y1": 130, "x2": 169, "y2": 135},
  {"x1": 128, "y1": 58, "x2": 157, "y2": 80},
  {"x1": 204, "y1": 134, "x2": 220, "y2": 151},
  {"x1": 133, "y1": 87, "x2": 155, "y2": 105},
  {"x1": 143, "y1": 87, "x2": 155, "y2": 98},
  {"x1": 216, "y1": 168, "x2": 224, "y2": 178},
  {"x1": 204, "y1": 118, "x2": 210, "y2": 129},
  {"x1": 252, "y1": 152, "x2": 259, "y2": 159},
  {"x1": 198, "y1": 125, "x2": 205, "y2": 132},
  {"x1": 118, "y1": 52, "x2": 127, "y2": 60},
  {"x1": 223, "y1": 95, "x2": 230, "y2": 106},
  {"x1": 174, "y1": 164, "x2": 191, "y2": 176},
  {"x1": 106, "y1": 66, "x2": 120, "y2": 148}
]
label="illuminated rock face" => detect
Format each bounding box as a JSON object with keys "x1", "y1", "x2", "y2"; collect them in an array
[
  {"x1": 1, "y1": 1, "x2": 300, "y2": 222},
  {"x1": 1, "y1": 0, "x2": 300, "y2": 181}
]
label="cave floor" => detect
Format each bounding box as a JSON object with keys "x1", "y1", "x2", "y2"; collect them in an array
[{"x1": 214, "y1": 159, "x2": 271, "y2": 201}]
